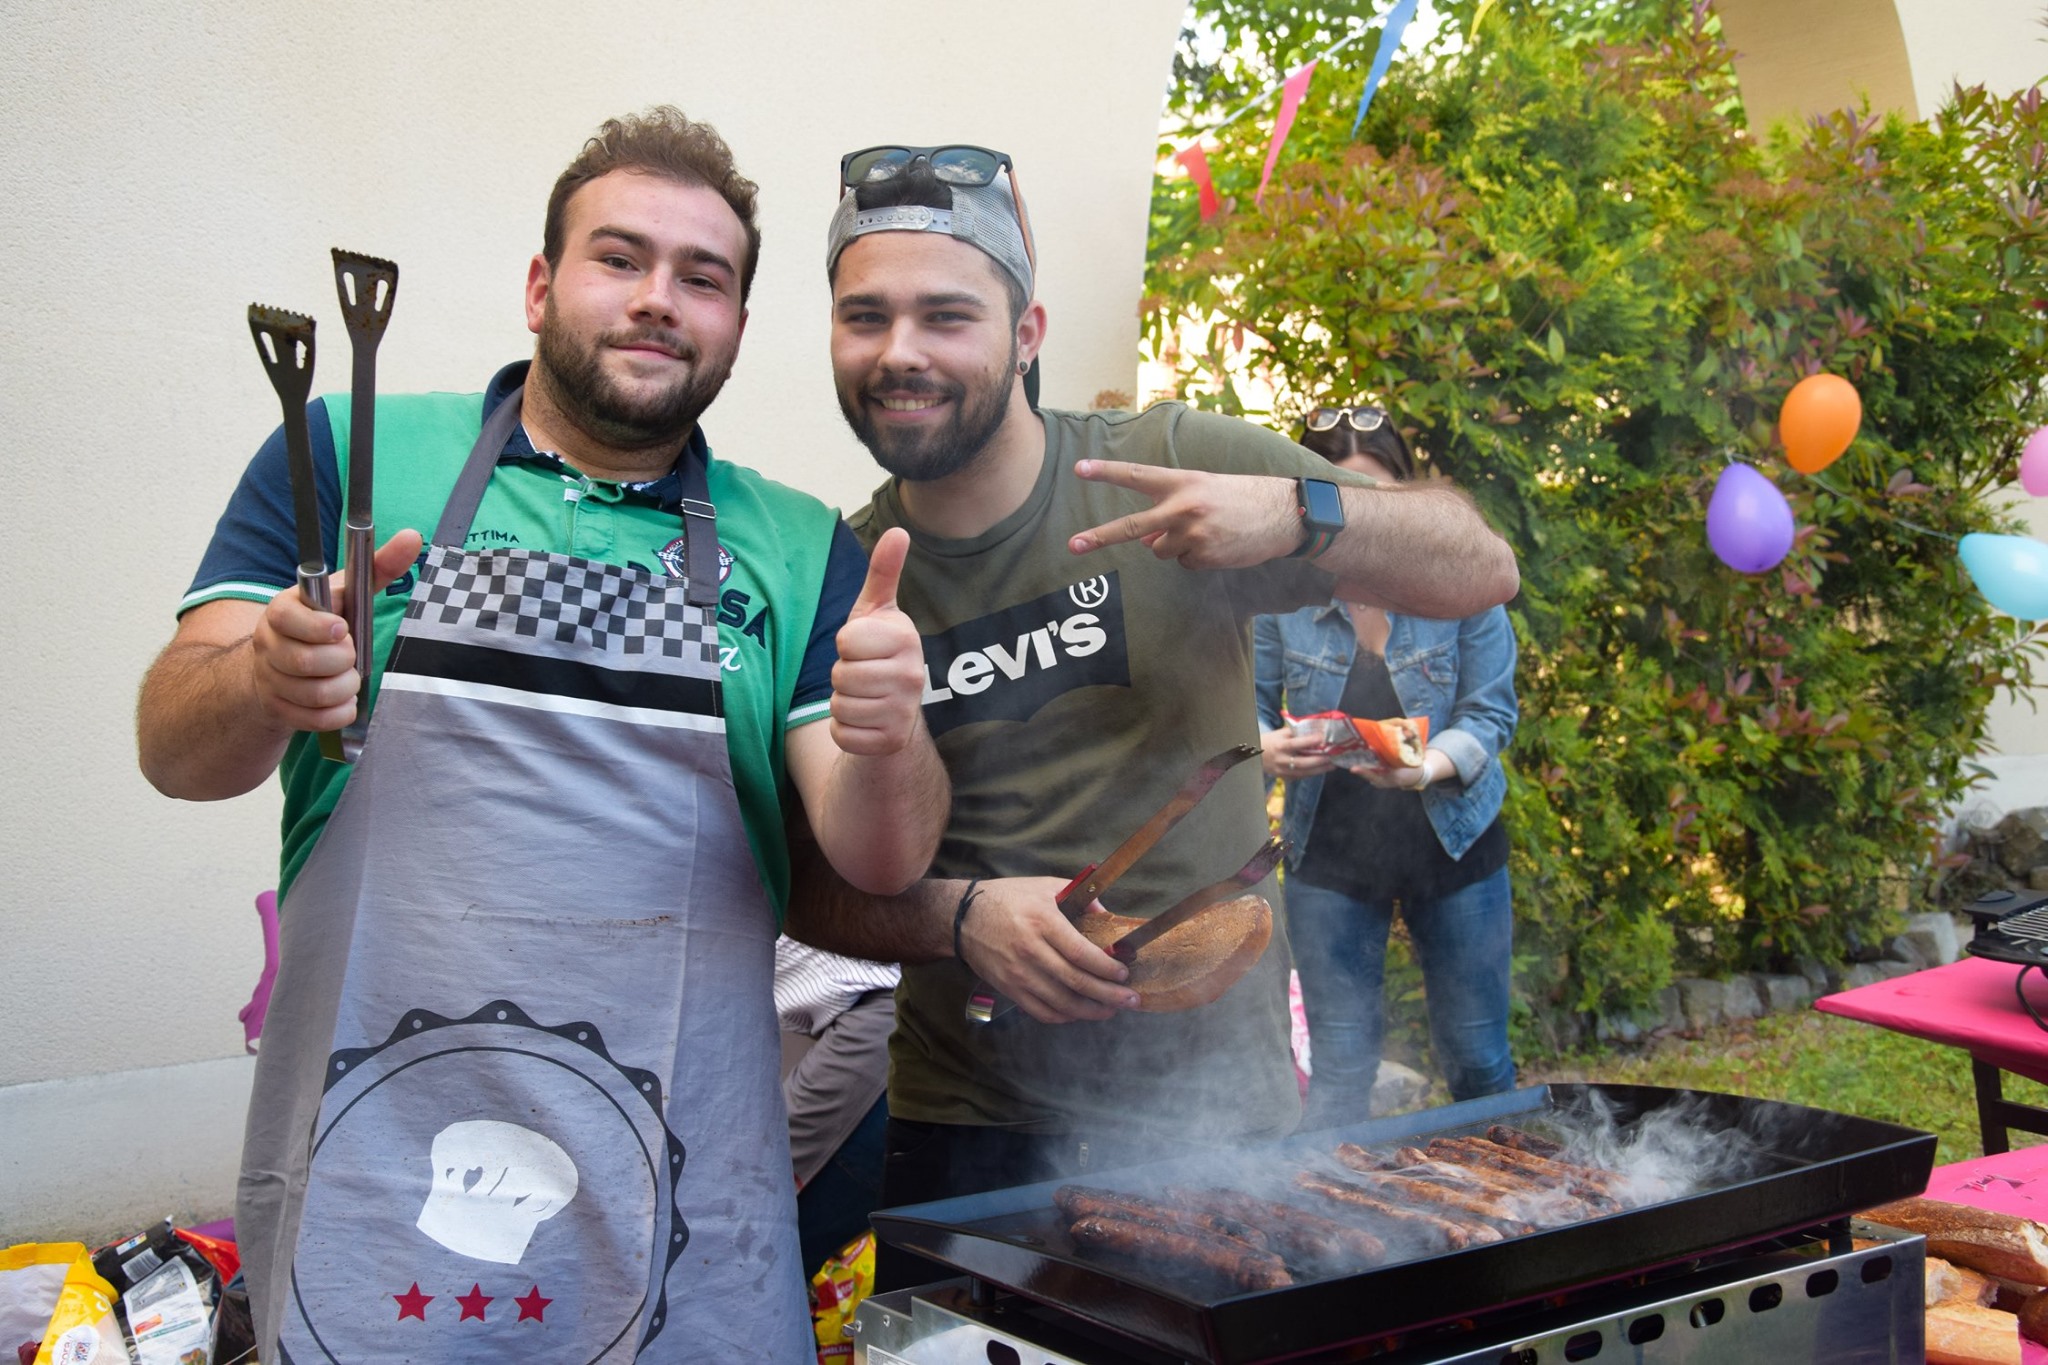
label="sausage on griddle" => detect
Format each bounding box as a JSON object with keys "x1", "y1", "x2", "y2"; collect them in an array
[
  {"x1": 1488, "y1": 1124, "x2": 1566, "y2": 1159},
  {"x1": 1294, "y1": 1172, "x2": 1497, "y2": 1250},
  {"x1": 1381, "y1": 1146, "x2": 1606, "y2": 1221},
  {"x1": 1054, "y1": 1185, "x2": 1270, "y2": 1250},
  {"x1": 1068, "y1": 1215, "x2": 1293, "y2": 1290},
  {"x1": 1162, "y1": 1186, "x2": 1387, "y2": 1270},
  {"x1": 1319, "y1": 1165, "x2": 1535, "y2": 1235},
  {"x1": 1427, "y1": 1137, "x2": 1624, "y2": 1209}
]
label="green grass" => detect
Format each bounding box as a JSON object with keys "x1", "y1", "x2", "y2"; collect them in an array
[{"x1": 1515, "y1": 1012, "x2": 2048, "y2": 1166}]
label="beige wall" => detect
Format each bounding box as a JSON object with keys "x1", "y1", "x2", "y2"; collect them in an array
[{"x1": 0, "y1": 0, "x2": 1184, "y2": 1240}]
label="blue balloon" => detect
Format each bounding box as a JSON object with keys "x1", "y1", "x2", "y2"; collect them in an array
[
  {"x1": 1960, "y1": 533, "x2": 2048, "y2": 620},
  {"x1": 1706, "y1": 463, "x2": 1795, "y2": 574}
]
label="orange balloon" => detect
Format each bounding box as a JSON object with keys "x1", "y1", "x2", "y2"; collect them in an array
[{"x1": 1780, "y1": 373, "x2": 1862, "y2": 474}]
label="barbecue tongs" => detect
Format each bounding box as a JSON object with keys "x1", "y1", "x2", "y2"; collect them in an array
[
  {"x1": 245, "y1": 251, "x2": 397, "y2": 765},
  {"x1": 965, "y1": 743, "x2": 1288, "y2": 1024},
  {"x1": 330, "y1": 249, "x2": 399, "y2": 763}
]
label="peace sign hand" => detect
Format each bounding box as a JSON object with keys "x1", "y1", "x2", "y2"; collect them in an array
[{"x1": 1066, "y1": 460, "x2": 1300, "y2": 569}]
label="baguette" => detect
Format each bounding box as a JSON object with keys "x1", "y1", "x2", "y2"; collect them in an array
[
  {"x1": 1925, "y1": 1301, "x2": 2021, "y2": 1365},
  {"x1": 2020, "y1": 1287, "x2": 2048, "y2": 1346},
  {"x1": 1929, "y1": 1254, "x2": 1999, "y2": 1308},
  {"x1": 1863, "y1": 1197, "x2": 2048, "y2": 1285}
]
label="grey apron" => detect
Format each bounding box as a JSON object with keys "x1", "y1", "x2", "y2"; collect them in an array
[{"x1": 238, "y1": 390, "x2": 808, "y2": 1363}]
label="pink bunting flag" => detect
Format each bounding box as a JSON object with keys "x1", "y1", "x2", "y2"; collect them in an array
[
  {"x1": 1175, "y1": 143, "x2": 1222, "y2": 221},
  {"x1": 1256, "y1": 61, "x2": 1318, "y2": 204}
]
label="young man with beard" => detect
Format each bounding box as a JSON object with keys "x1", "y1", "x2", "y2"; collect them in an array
[
  {"x1": 136, "y1": 109, "x2": 945, "y2": 1362},
  {"x1": 789, "y1": 146, "x2": 1519, "y2": 1289}
]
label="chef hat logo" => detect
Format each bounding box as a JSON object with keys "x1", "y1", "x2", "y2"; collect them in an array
[{"x1": 415, "y1": 1119, "x2": 580, "y2": 1265}]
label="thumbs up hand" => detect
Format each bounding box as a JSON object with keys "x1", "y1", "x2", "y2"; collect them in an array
[{"x1": 830, "y1": 527, "x2": 929, "y2": 757}]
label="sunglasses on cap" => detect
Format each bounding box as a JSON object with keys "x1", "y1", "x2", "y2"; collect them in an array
[
  {"x1": 1303, "y1": 406, "x2": 1389, "y2": 434},
  {"x1": 838, "y1": 144, "x2": 1036, "y2": 275}
]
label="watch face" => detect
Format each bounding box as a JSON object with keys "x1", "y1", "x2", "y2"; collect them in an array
[{"x1": 1302, "y1": 478, "x2": 1345, "y2": 530}]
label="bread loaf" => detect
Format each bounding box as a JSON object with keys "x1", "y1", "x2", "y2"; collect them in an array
[
  {"x1": 1077, "y1": 896, "x2": 1271, "y2": 1012},
  {"x1": 1926, "y1": 1301, "x2": 2021, "y2": 1365},
  {"x1": 1862, "y1": 1198, "x2": 2048, "y2": 1285},
  {"x1": 2019, "y1": 1287, "x2": 2048, "y2": 1346},
  {"x1": 1930, "y1": 1255, "x2": 2000, "y2": 1308}
]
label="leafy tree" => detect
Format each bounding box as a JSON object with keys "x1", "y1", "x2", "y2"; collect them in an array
[{"x1": 1148, "y1": 0, "x2": 2048, "y2": 1041}]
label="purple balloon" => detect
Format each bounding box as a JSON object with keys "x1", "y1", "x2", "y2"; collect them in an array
[
  {"x1": 2023, "y1": 426, "x2": 2048, "y2": 497},
  {"x1": 1706, "y1": 463, "x2": 1796, "y2": 574}
]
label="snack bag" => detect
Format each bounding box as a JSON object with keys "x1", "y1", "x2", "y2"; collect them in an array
[
  {"x1": 0, "y1": 1243, "x2": 127, "y2": 1365},
  {"x1": 1284, "y1": 709, "x2": 1429, "y2": 771},
  {"x1": 808, "y1": 1231, "x2": 876, "y2": 1363}
]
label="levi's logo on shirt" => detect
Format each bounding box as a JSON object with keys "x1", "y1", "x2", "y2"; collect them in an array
[{"x1": 918, "y1": 574, "x2": 1131, "y2": 736}]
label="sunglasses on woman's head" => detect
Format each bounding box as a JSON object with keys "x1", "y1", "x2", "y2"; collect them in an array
[
  {"x1": 838, "y1": 144, "x2": 1036, "y2": 275},
  {"x1": 1303, "y1": 406, "x2": 1388, "y2": 433}
]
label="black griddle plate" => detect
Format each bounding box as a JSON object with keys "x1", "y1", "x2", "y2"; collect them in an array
[{"x1": 870, "y1": 1084, "x2": 1934, "y2": 1364}]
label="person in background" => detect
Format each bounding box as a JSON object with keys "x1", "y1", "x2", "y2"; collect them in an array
[
  {"x1": 776, "y1": 936, "x2": 897, "y2": 1276},
  {"x1": 1255, "y1": 405, "x2": 1520, "y2": 1130}
]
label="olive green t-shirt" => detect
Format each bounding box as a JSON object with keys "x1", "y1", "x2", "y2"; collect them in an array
[{"x1": 849, "y1": 402, "x2": 1360, "y2": 1141}]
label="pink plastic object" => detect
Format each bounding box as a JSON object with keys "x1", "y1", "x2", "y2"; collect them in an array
[{"x1": 238, "y1": 890, "x2": 280, "y2": 1053}]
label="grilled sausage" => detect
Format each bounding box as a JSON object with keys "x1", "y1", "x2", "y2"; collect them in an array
[
  {"x1": 1488, "y1": 1124, "x2": 1566, "y2": 1159},
  {"x1": 1320, "y1": 1166, "x2": 1535, "y2": 1235},
  {"x1": 1068, "y1": 1215, "x2": 1293, "y2": 1290},
  {"x1": 1163, "y1": 1186, "x2": 1387, "y2": 1270},
  {"x1": 1427, "y1": 1137, "x2": 1624, "y2": 1208},
  {"x1": 1332, "y1": 1142, "x2": 1401, "y2": 1172},
  {"x1": 1054, "y1": 1185, "x2": 1270, "y2": 1250},
  {"x1": 1294, "y1": 1172, "x2": 1498, "y2": 1250},
  {"x1": 1382, "y1": 1147, "x2": 1606, "y2": 1222}
]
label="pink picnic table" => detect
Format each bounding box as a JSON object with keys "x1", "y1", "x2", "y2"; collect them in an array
[{"x1": 1816, "y1": 956, "x2": 2048, "y2": 1155}]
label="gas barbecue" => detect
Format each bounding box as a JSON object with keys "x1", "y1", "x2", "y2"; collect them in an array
[{"x1": 855, "y1": 1084, "x2": 1935, "y2": 1364}]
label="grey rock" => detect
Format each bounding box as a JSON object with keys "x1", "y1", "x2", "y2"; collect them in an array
[
  {"x1": 2029, "y1": 866, "x2": 2048, "y2": 892},
  {"x1": 1651, "y1": 985, "x2": 1684, "y2": 1032},
  {"x1": 1758, "y1": 973, "x2": 1816, "y2": 1013},
  {"x1": 1595, "y1": 1013, "x2": 1644, "y2": 1045},
  {"x1": 1674, "y1": 977, "x2": 1728, "y2": 1031},
  {"x1": 1842, "y1": 963, "x2": 1891, "y2": 990},
  {"x1": 1723, "y1": 976, "x2": 1764, "y2": 1021},
  {"x1": 1888, "y1": 934, "x2": 1933, "y2": 971},
  {"x1": 1993, "y1": 808, "x2": 2048, "y2": 877},
  {"x1": 1901, "y1": 911, "x2": 1961, "y2": 967},
  {"x1": 1797, "y1": 958, "x2": 1842, "y2": 994},
  {"x1": 1875, "y1": 959, "x2": 1920, "y2": 980},
  {"x1": 1371, "y1": 1060, "x2": 1430, "y2": 1115}
]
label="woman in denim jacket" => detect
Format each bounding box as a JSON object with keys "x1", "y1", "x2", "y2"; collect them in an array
[{"x1": 1255, "y1": 407, "x2": 1519, "y2": 1128}]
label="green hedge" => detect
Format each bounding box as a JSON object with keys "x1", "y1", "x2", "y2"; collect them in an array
[{"x1": 1148, "y1": 0, "x2": 2048, "y2": 1037}]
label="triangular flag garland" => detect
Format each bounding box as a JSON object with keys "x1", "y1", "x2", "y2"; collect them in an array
[
  {"x1": 1175, "y1": 143, "x2": 1222, "y2": 221},
  {"x1": 1257, "y1": 62, "x2": 1318, "y2": 203},
  {"x1": 1352, "y1": 0, "x2": 1419, "y2": 136},
  {"x1": 1168, "y1": 0, "x2": 1436, "y2": 217}
]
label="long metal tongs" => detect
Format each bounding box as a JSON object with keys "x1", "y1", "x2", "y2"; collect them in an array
[
  {"x1": 248, "y1": 305, "x2": 346, "y2": 763},
  {"x1": 965, "y1": 743, "x2": 1265, "y2": 1024},
  {"x1": 330, "y1": 249, "x2": 399, "y2": 763}
]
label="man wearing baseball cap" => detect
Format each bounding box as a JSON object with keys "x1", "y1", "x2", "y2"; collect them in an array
[{"x1": 787, "y1": 144, "x2": 1520, "y2": 1288}]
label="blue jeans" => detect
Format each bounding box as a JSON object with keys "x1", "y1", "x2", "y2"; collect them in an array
[{"x1": 1286, "y1": 865, "x2": 1516, "y2": 1128}]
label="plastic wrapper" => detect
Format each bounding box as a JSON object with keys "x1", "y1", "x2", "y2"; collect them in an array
[
  {"x1": 808, "y1": 1230, "x2": 875, "y2": 1363},
  {"x1": 1, "y1": 1242, "x2": 129, "y2": 1365},
  {"x1": 91, "y1": 1224, "x2": 226, "y2": 1365},
  {"x1": 1284, "y1": 709, "x2": 1429, "y2": 771}
]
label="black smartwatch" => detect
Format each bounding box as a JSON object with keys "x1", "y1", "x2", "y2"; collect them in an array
[{"x1": 1290, "y1": 477, "x2": 1346, "y2": 559}]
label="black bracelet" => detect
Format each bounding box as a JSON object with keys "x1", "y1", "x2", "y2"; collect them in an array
[{"x1": 952, "y1": 879, "x2": 985, "y2": 968}]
